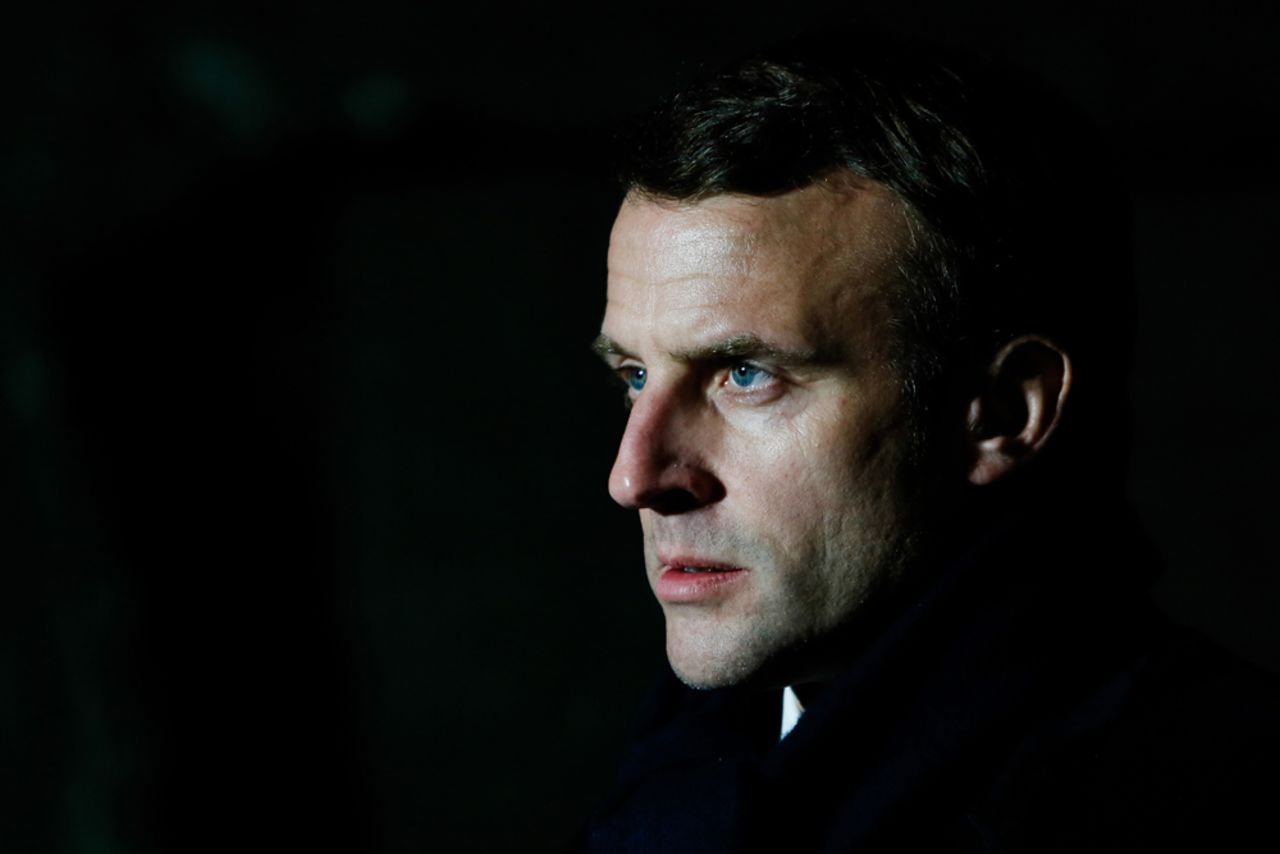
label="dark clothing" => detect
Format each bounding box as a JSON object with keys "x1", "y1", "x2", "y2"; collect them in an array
[{"x1": 579, "y1": 506, "x2": 1280, "y2": 852}]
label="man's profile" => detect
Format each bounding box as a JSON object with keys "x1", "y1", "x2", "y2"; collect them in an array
[{"x1": 580, "y1": 35, "x2": 1279, "y2": 852}]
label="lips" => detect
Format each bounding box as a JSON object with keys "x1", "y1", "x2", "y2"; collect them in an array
[{"x1": 654, "y1": 556, "x2": 748, "y2": 603}]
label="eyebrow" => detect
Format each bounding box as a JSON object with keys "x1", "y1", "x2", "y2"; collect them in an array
[
  {"x1": 591, "y1": 333, "x2": 825, "y2": 366},
  {"x1": 590, "y1": 334, "x2": 633, "y2": 361}
]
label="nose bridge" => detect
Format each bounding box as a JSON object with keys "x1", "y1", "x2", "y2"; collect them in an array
[
  {"x1": 608, "y1": 380, "x2": 720, "y2": 511},
  {"x1": 612, "y1": 382, "x2": 683, "y2": 488}
]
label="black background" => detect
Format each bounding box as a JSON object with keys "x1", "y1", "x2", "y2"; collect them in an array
[{"x1": 3, "y1": 1, "x2": 1279, "y2": 851}]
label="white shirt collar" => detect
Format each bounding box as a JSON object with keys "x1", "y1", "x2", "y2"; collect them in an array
[{"x1": 780, "y1": 685, "x2": 804, "y2": 740}]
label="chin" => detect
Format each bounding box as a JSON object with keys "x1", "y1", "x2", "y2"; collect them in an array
[
  {"x1": 665, "y1": 622, "x2": 775, "y2": 691},
  {"x1": 668, "y1": 659, "x2": 747, "y2": 691},
  {"x1": 665, "y1": 610, "x2": 845, "y2": 692}
]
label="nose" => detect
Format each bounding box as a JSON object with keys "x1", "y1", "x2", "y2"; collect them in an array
[{"x1": 608, "y1": 388, "x2": 725, "y2": 514}]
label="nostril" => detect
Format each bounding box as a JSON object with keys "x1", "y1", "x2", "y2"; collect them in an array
[
  {"x1": 647, "y1": 489, "x2": 714, "y2": 515},
  {"x1": 609, "y1": 454, "x2": 725, "y2": 514},
  {"x1": 607, "y1": 394, "x2": 724, "y2": 513},
  {"x1": 639, "y1": 463, "x2": 726, "y2": 515}
]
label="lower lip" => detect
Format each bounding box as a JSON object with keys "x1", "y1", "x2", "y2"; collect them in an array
[{"x1": 655, "y1": 567, "x2": 748, "y2": 603}]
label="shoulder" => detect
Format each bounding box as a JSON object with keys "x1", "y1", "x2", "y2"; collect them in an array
[{"x1": 978, "y1": 620, "x2": 1280, "y2": 851}]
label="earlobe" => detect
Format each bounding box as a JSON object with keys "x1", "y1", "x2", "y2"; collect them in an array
[{"x1": 966, "y1": 336, "x2": 1073, "y2": 486}]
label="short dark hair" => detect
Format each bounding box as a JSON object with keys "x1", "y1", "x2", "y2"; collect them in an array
[{"x1": 619, "y1": 36, "x2": 1134, "y2": 480}]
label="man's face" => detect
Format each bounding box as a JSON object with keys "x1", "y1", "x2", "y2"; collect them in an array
[{"x1": 599, "y1": 182, "x2": 924, "y2": 690}]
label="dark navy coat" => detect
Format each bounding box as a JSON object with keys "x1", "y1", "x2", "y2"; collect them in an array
[{"x1": 579, "y1": 505, "x2": 1280, "y2": 852}]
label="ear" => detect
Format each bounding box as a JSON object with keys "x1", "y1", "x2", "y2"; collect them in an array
[{"x1": 965, "y1": 335, "x2": 1073, "y2": 486}]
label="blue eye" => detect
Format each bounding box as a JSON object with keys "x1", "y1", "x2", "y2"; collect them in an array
[
  {"x1": 729, "y1": 363, "x2": 767, "y2": 388},
  {"x1": 623, "y1": 366, "x2": 647, "y2": 392}
]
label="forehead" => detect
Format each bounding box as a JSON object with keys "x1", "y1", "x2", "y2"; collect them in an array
[{"x1": 604, "y1": 182, "x2": 909, "y2": 355}]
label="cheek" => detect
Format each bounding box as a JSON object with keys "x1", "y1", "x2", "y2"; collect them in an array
[
  {"x1": 719, "y1": 418, "x2": 818, "y2": 510},
  {"x1": 768, "y1": 408, "x2": 906, "y2": 525},
  {"x1": 722, "y1": 391, "x2": 828, "y2": 470},
  {"x1": 733, "y1": 417, "x2": 855, "y2": 536},
  {"x1": 752, "y1": 400, "x2": 868, "y2": 482},
  {"x1": 717, "y1": 387, "x2": 909, "y2": 523}
]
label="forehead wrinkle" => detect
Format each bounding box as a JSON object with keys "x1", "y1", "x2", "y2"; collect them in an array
[
  {"x1": 644, "y1": 220, "x2": 756, "y2": 303},
  {"x1": 604, "y1": 183, "x2": 911, "y2": 368},
  {"x1": 608, "y1": 226, "x2": 750, "y2": 349}
]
